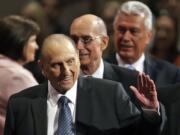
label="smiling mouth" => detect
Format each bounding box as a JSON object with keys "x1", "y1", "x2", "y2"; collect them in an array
[
  {"x1": 79, "y1": 53, "x2": 89, "y2": 58},
  {"x1": 121, "y1": 44, "x2": 133, "y2": 48},
  {"x1": 63, "y1": 76, "x2": 72, "y2": 81},
  {"x1": 59, "y1": 75, "x2": 72, "y2": 82}
]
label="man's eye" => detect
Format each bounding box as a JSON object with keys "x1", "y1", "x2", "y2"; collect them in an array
[
  {"x1": 117, "y1": 27, "x2": 126, "y2": 34},
  {"x1": 130, "y1": 28, "x2": 140, "y2": 35},
  {"x1": 82, "y1": 36, "x2": 92, "y2": 44},
  {"x1": 51, "y1": 63, "x2": 60, "y2": 68},
  {"x1": 67, "y1": 59, "x2": 75, "y2": 65}
]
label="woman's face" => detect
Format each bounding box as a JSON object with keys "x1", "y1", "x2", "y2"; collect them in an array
[
  {"x1": 23, "y1": 35, "x2": 39, "y2": 63},
  {"x1": 154, "y1": 15, "x2": 176, "y2": 49}
]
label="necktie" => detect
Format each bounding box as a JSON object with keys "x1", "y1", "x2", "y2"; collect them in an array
[
  {"x1": 58, "y1": 96, "x2": 74, "y2": 135},
  {"x1": 127, "y1": 65, "x2": 135, "y2": 70}
]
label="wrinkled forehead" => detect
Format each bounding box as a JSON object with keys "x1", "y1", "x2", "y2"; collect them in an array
[
  {"x1": 71, "y1": 23, "x2": 97, "y2": 36},
  {"x1": 71, "y1": 16, "x2": 105, "y2": 36},
  {"x1": 41, "y1": 38, "x2": 78, "y2": 60}
]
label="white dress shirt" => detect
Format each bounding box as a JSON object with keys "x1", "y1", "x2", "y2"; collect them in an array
[
  {"x1": 47, "y1": 81, "x2": 77, "y2": 135},
  {"x1": 116, "y1": 53, "x2": 145, "y2": 73},
  {"x1": 80, "y1": 59, "x2": 104, "y2": 79}
]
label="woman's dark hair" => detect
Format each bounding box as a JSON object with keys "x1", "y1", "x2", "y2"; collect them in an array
[{"x1": 0, "y1": 15, "x2": 40, "y2": 60}]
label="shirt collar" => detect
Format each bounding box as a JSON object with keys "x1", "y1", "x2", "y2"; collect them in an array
[
  {"x1": 91, "y1": 59, "x2": 104, "y2": 78},
  {"x1": 48, "y1": 80, "x2": 77, "y2": 106},
  {"x1": 80, "y1": 59, "x2": 104, "y2": 79},
  {"x1": 116, "y1": 53, "x2": 145, "y2": 73}
]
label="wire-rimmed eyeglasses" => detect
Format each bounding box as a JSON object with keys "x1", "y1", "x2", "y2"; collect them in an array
[{"x1": 71, "y1": 35, "x2": 102, "y2": 45}]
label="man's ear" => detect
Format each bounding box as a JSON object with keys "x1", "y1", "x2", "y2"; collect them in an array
[
  {"x1": 145, "y1": 31, "x2": 153, "y2": 45},
  {"x1": 38, "y1": 59, "x2": 46, "y2": 77},
  {"x1": 101, "y1": 36, "x2": 109, "y2": 50}
]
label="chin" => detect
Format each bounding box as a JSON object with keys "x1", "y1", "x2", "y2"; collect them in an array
[
  {"x1": 54, "y1": 84, "x2": 72, "y2": 94},
  {"x1": 60, "y1": 82, "x2": 74, "y2": 91},
  {"x1": 60, "y1": 86, "x2": 72, "y2": 93},
  {"x1": 80, "y1": 61, "x2": 89, "y2": 66}
]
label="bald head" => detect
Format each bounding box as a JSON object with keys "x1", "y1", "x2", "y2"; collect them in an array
[
  {"x1": 70, "y1": 14, "x2": 107, "y2": 36},
  {"x1": 70, "y1": 14, "x2": 109, "y2": 75},
  {"x1": 40, "y1": 34, "x2": 78, "y2": 61}
]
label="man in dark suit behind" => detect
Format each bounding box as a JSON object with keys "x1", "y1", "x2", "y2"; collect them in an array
[
  {"x1": 4, "y1": 34, "x2": 163, "y2": 135},
  {"x1": 104, "y1": 1, "x2": 180, "y2": 87},
  {"x1": 158, "y1": 83, "x2": 180, "y2": 135}
]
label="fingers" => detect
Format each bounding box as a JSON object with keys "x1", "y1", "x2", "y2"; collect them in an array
[
  {"x1": 138, "y1": 73, "x2": 150, "y2": 87},
  {"x1": 138, "y1": 73, "x2": 155, "y2": 88},
  {"x1": 145, "y1": 75, "x2": 157, "y2": 96},
  {"x1": 129, "y1": 85, "x2": 142, "y2": 100},
  {"x1": 137, "y1": 73, "x2": 157, "y2": 97},
  {"x1": 137, "y1": 73, "x2": 143, "y2": 93},
  {"x1": 137, "y1": 73, "x2": 148, "y2": 93},
  {"x1": 133, "y1": 73, "x2": 159, "y2": 109},
  {"x1": 130, "y1": 85, "x2": 147, "y2": 106}
]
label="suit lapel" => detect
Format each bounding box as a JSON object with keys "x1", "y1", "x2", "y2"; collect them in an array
[
  {"x1": 144, "y1": 55, "x2": 165, "y2": 87},
  {"x1": 31, "y1": 83, "x2": 48, "y2": 135},
  {"x1": 103, "y1": 61, "x2": 115, "y2": 80},
  {"x1": 75, "y1": 77, "x2": 92, "y2": 135},
  {"x1": 103, "y1": 61, "x2": 126, "y2": 81},
  {"x1": 144, "y1": 55, "x2": 157, "y2": 81},
  {"x1": 107, "y1": 53, "x2": 118, "y2": 65}
]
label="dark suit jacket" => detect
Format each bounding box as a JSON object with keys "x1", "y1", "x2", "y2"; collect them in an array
[
  {"x1": 158, "y1": 84, "x2": 180, "y2": 135},
  {"x1": 103, "y1": 61, "x2": 138, "y2": 91},
  {"x1": 104, "y1": 53, "x2": 180, "y2": 87},
  {"x1": 103, "y1": 61, "x2": 138, "y2": 103},
  {"x1": 4, "y1": 77, "x2": 161, "y2": 135}
]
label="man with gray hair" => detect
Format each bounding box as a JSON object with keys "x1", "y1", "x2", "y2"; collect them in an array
[{"x1": 105, "y1": 1, "x2": 180, "y2": 87}]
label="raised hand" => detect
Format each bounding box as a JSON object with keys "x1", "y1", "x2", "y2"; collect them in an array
[{"x1": 130, "y1": 73, "x2": 159, "y2": 110}]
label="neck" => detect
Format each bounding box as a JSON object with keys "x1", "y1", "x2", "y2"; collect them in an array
[
  {"x1": 121, "y1": 57, "x2": 136, "y2": 64},
  {"x1": 81, "y1": 62, "x2": 100, "y2": 75},
  {"x1": 118, "y1": 53, "x2": 141, "y2": 65}
]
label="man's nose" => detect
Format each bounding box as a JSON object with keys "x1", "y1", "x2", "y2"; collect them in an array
[
  {"x1": 62, "y1": 63, "x2": 70, "y2": 74},
  {"x1": 122, "y1": 31, "x2": 132, "y2": 41}
]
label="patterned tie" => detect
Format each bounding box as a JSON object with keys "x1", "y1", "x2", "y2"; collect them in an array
[
  {"x1": 58, "y1": 96, "x2": 74, "y2": 135},
  {"x1": 127, "y1": 65, "x2": 135, "y2": 70}
]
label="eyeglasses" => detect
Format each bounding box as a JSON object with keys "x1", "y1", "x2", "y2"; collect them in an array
[{"x1": 71, "y1": 35, "x2": 102, "y2": 45}]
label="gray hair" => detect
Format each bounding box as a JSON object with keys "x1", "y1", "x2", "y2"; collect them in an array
[{"x1": 115, "y1": 1, "x2": 153, "y2": 31}]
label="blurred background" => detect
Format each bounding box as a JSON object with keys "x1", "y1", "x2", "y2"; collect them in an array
[{"x1": 0, "y1": 0, "x2": 180, "y2": 66}]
